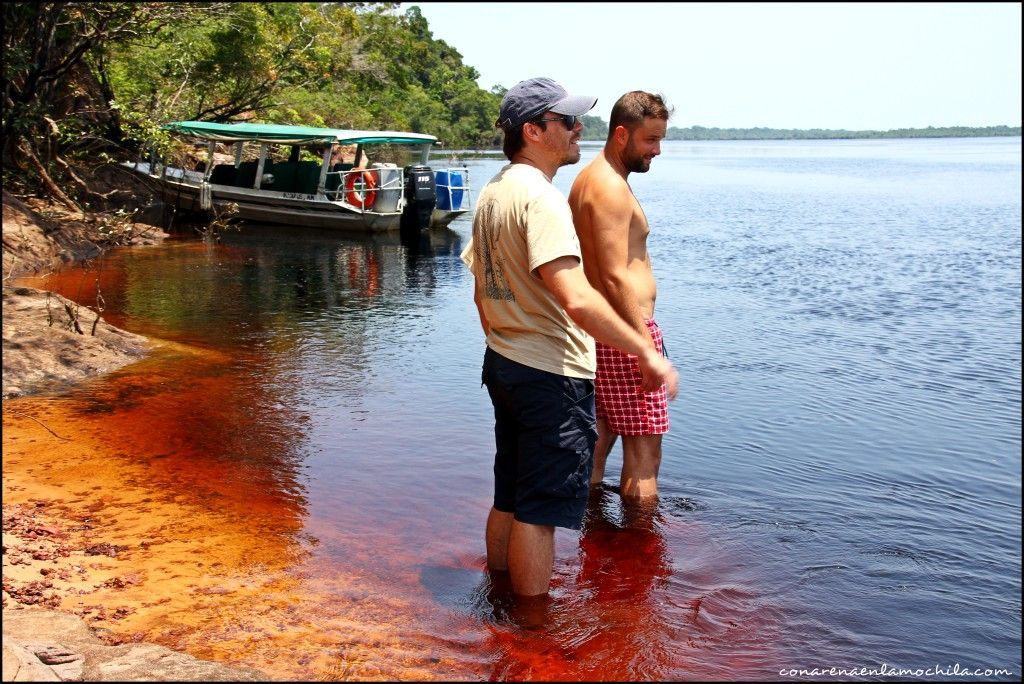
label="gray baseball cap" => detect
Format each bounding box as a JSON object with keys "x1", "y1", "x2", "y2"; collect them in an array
[{"x1": 496, "y1": 77, "x2": 597, "y2": 129}]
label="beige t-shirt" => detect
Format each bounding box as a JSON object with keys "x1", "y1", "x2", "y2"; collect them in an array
[{"x1": 460, "y1": 163, "x2": 596, "y2": 379}]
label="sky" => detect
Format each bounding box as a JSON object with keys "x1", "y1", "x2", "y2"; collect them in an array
[{"x1": 398, "y1": 2, "x2": 1022, "y2": 130}]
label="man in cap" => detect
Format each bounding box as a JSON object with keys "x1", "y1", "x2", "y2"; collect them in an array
[{"x1": 461, "y1": 77, "x2": 678, "y2": 599}]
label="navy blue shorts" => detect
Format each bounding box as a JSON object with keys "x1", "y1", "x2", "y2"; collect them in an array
[{"x1": 481, "y1": 347, "x2": 597, "y2": 530}]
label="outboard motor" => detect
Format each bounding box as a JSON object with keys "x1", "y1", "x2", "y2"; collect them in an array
[{"x1": 400, "y1": 165, "x2": 437, "y2": 233}]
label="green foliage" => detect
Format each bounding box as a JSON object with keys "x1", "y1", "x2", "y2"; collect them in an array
[
  {"x1": 109, "y1": 101, "x2": 173, "y2": 157},
  {"x1": 2, "y1": 2, "x2": 226, "y2": 199},
  {"x1": 106, "y1": 3, "x2": 353, "y2": 123},
  {"x1": 579, "y1": 115, "x2": 608, "y2": 141},
  {"x1": 578, "y1": 118, "x2": 1021, "y2": 142},
  {"x1": 99, "y1": 2, "x2": 503, "y2": 149}
]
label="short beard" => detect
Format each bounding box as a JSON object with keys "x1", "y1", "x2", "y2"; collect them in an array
[
  {"x1": 626, "y1": 155, "x2": 650, "y2": 173},
  {"x1": 624, "y1": 139, "x2": 651, "y2": 173}
]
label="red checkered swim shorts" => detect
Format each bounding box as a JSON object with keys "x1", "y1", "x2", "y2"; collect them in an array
[{"x1": 595, "y1": 319, "x2": 669, "y2": 436}]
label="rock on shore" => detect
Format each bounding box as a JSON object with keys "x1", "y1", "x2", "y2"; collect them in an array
[
  {"x1": 3, "y1": 607, "x2": 267, "y2": 682},
  {"x1": 2, "y1": 189, "x2": 165, "y2": 399},
  {"x1": 2, "y1": 286, "x2": 151, "y2": 399}
]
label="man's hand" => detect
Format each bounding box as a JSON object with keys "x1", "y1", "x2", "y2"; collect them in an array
[{"x1": 637, "y1": 348, "x2": 678, "y2": 399}]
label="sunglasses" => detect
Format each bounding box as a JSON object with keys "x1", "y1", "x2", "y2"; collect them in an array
[{"x1": 534, "y1": 114, "x2": 577, "y2": 130}]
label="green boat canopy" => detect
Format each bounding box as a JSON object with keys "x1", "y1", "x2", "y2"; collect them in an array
[{"x1": 162, "y1": 121, "x2": 438, "y2": 146}]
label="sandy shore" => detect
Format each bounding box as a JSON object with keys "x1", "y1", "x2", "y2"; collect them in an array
[{"x1": 2, "y1": 192, "x2": 275, "y2": 680}]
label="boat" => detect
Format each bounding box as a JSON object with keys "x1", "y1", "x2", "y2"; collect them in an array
[{"x1": 124, "y1": 121, "x2": 471, "y2": 232}]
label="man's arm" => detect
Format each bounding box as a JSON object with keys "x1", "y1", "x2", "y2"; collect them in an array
[
  {"x1": 580, "y1": 184, "x2": 653, "y2": 346},
  {"x1": 461, "y1": 238, "x2": 489, "y2": 336},
  {"x1": 472, "y1": 277, "x2": 490, "y2": 336},
  {"x1": 538, "y1": 256, "x2": 677, "y2": 397}
]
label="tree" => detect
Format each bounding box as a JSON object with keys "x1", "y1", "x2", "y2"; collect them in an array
[
  {"x1": 106, "y1": 2, "x2": 501, "y2": 148},
  {"x1": 2, "y1": 2, "x2": 228, "y2": 205},
  {"x1": 580, "y1": 115, "x2": 607, "y2": 141}
]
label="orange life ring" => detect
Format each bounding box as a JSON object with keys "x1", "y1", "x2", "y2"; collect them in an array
[{"x1": 344, "y1": 170, "x2": 377, "y2": 209}]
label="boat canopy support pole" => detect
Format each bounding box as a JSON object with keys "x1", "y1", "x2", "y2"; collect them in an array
[
  {"x1": 255, "y1": 144, "x2": 268, "y2": 189},
  {"x1": 205, "y1": 141, "x2": 216, "y2": 181},
  {"x1": 418, "y1": 144, "x2": 430, "y2": 165},
  {"x1": 317, "y1": 146, "x2": 331, "y2": 195},
  {"x1": 233, "y1": 142, "x2": 243, "y2": 168}
]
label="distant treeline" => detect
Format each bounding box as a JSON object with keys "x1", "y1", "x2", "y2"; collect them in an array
[
  {"x1": 581, "y1": 123, "x2": 1020, "y2": 141},
  {"x1": 666, "y1": 125, "x2": 1021, "y2": 140}
]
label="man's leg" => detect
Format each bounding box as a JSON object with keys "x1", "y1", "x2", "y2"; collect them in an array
[
  {"x1": 590, "y1": 417, "x2": 618, "y2": 486},
  {"x1": 506, "y1": 519, "x2": 555, "y2": 596},
  {"x1": 486, "y1": 507, "x2": 514, "y2": 571},
  {"x1": 620, "y1": 434, "x2": 663, "y2": 499}
]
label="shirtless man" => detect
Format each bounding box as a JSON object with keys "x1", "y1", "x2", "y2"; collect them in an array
[{"x1": 568, "y1": 91, "x2": 672, "y2": 499}]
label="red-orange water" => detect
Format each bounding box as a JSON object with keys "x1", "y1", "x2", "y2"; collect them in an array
[{"x1": 5, "y1": 236, "x2": 782, "y2": 680}]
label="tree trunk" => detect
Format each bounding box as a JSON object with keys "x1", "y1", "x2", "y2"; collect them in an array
[{"x1": 20, "y1": 140, "x2": 81, "y2": 212}]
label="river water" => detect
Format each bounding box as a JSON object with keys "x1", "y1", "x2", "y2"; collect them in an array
[{"x1": 15, "y1": 137, "x2": 1021, "y2": 680}]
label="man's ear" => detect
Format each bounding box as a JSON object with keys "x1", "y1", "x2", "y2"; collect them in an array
[
  {"x1": 522, "y1": 121, "x2": 543, "y2": 143},
  {"x1": 613, "y1": 125, "x2": 629, "y2": 147}
]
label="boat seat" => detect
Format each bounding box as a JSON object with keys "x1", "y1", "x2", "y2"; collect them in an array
[
  {"x1": 268, "y1": 162, "x2": 298, "y2": 193},
  {"x1": 235, "y1": 161, "x2": 259, "y2": 188},
  {"x1": 208, "y1": 164, "x2": 237, "y2": 186},
  {"x1": 294, "y1": 161, "x2": 322, "y2": 195},
  {"x1": 233, "y1": 159, "x2": 275, "y2": 189}
]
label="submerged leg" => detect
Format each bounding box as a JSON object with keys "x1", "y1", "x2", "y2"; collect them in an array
[
  {"x1": 620, "y1": 434, "x2": 663, "y2": 499},
  {"x1": 486, "y1": 507, "x2": 514, "y2": 571},
  {"x1": 590, "y1": 417, "x2": 618, "y2": 486},
  {"x1": 506, "y1": 520, "x2": 555, "y2": 597}
]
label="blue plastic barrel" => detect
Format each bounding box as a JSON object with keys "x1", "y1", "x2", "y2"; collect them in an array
[{"x1": 435, "y1": 170, "x2": 464, "y2": 211}]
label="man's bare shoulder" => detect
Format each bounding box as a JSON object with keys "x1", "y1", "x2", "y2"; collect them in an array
[{"x1": 572, "y1": 156, "x2": 630, "y2": 207}]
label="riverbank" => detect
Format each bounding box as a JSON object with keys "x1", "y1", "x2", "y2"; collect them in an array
[
  {"x1": 2, "y1": 190, "x2": 277, "y2": 680},
  {"x1": 2, "y1": 189, "x2": 165, "y2": 400}
]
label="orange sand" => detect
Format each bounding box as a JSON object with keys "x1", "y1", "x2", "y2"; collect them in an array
[{"x1": 2, "y1": 341, "x2": 468, "y2": 680}]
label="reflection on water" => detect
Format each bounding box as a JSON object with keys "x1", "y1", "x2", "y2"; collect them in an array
[
  {"x1": 578, "y1": 485, "x2": 673, "y2": 605},
  {"x1": 72, "y1": 224, "x2": 463, "y2": 348},
  {"x1": 473, "y1": 486, "x2": 780, "y2": 680},
  {"x1": 5, "y1": 138, "x2": 1021, "y2": 680}
]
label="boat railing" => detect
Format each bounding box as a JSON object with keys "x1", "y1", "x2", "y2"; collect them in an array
[
  {"x1": 164, "y1": 167, "x2": 203, "y2": 184},
  {"x1": 326, "y1": 166, "x2": 405, "y2": 213}
]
